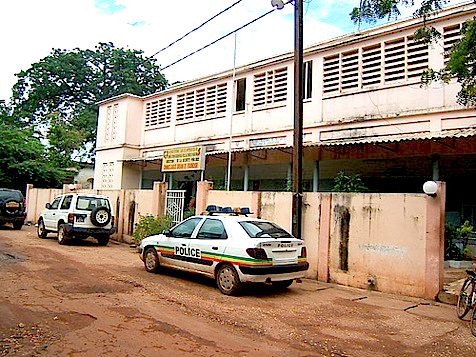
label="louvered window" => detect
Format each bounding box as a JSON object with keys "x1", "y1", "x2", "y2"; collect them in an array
[
  {"x1": 145, "y1": 97, "x2": 171, "y2": 127},
  {"x1": 253, "y1": 67, "x2": 288, "y2": 108},
  {"x1": 362, "y1": 44, "x2": 382, "y2": 87},
  {"x1": 176, "y1": 83, "x2": 227, "y2": 122},
  {"x1": 323, "y1": 54, "x2": 340, "y2": 93},
  {"x1": 323, "y1": 35, "x2": 428, "y2": 94},
  {"x1": 443, "y1": 23, "x2": 461, "y2": 64},
  {"x1": 384, "y1": 37, "x2": 406, "y2": 82},
  {"x1": 105, "y1": 104, "x2": 118, "y2": 141}
]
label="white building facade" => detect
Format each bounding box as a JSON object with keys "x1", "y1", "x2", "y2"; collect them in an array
[{"x1": 95, "y1": 3, "x2": 476, "y2": 224}]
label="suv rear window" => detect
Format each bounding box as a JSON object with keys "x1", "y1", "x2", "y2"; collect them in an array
[
  {"x1": 76, "y1": 196, "x2": 111, "y2": 211},
  {"x1": 0, "y1": 190, "x2": 23, "y2": 202}
]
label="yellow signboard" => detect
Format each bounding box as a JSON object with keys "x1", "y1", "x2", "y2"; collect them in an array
[{"x1": 162, "y1": 146, "x2": 205, "y2": 172}]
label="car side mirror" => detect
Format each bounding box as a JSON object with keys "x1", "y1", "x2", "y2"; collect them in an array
[
  {"x1": 45, "y1": 203, "x2": 51, "y2": 209},
  {"x1": 162, "y1": 229, "x2": 170, "y2": 235}
]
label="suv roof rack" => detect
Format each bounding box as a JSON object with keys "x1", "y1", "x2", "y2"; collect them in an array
[{"x1": 203, "y1": 205, "x2": 253, "y2": 217}]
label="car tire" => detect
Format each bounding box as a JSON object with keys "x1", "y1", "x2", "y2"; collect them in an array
[
  {"x1": 216, "y1": 264, "x2": 242, "y2": 295},
  {"x1": 144, "y1": 247, "x2": 160, "y2": 272},
  {"x1": 272, "y1": 279, "x2": 294, "y2": 290},
  {"x1": 37, "y1": 219, "x2": 48, "y2": 238},
  {"x1": 90, "y1": 206, "x2": 111, "y2": 227},
  {"x1": 12, "y1": 221, "x2": 23, "y2": 230},
  {"x1": 97, "y1": 234, "x2": 109, "y2": 246},
  {"x1": 57, "y1": 224, "x2": 68, "y2": 245}
]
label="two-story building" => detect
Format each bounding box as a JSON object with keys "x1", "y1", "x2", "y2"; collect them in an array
[{"x1": 95, "y1": 3, "x2": 476, "y2": 225}]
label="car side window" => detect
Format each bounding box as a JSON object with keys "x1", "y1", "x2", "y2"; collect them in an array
[
  {"x1": 60, "y1": 195, "x2": 73, "y2": 210},
  {"x1": 170, "y1": 217, "x2": 202, "y2": 238},
  {"x1": 50, "y1": 197, "x2": 62, "y2": 210},
  {"x1": 197, "y1": 219, "x2": 227, "y2": 239}
]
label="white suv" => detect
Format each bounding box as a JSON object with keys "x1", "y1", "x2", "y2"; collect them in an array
[{"x1": 37, "y1": 193, "x2": 115, "y2": 245}]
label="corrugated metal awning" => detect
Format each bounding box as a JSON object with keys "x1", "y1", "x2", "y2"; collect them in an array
[
  {"x1": 310, "y1": 128, "x2": 476, "y2": 147},
  {"x1": 120, "y1": 128, "x2": 476, "y2": 161}
]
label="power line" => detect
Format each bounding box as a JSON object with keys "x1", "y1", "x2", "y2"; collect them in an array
[
  {"x1": 152, "y1": 0, "x2": 243, "y2": 57},
  {"x1": 160, "y1": 7, "x2": 279, "y2": 71}
]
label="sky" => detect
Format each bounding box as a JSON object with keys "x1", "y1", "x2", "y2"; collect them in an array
[{"x1": 0, "y1": 0, "x2": 467, "y2": 102}]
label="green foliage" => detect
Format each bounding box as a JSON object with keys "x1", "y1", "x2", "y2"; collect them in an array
[
  {"x1": 351, "y1": 1, "x2": 476, "y2": 106},
  {"x1": 332, "y1": 171, "x2": 368, "y2": 192},
  {"x1": 0, "y1": 123, "x2": 66, "y2": 191},
  {"x1": 445, "y1": 222, "x2": 462, "y2": 260},
  {"x1": 133, "y1": 214, "x2": 173, "y2": 246},
  {"x1": 445, "y1": 221, "x2": 475, "y2": 260},
  {"x1": 11, "y1": 42, "x2": 168, "y2": 162}
]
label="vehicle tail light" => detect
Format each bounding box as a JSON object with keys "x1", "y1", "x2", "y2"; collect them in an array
[
  {"x1": 301, "y1": 247, "x2": 307, "y2": 258},
  {"x1": 246, "y1": 248, "x2": 268, "y2": 260},
  {"x1": 68, "y1": 213, "x2": 75, "y2": 224},
  {"x1": 111, "y1": 216, "x2": 115, "y2": 227}
]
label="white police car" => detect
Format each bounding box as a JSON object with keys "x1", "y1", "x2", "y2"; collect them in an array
[{"x1": 138, "y1": 206, "x2": 309, "y2": 295}]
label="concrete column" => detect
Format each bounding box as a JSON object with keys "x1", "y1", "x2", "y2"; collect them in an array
[
  {"x1": 196, "y1": 181, "x2": 214, "y2": 215},
  {"x1": 243, "y1": 165, "x2": 249, "y2": 192},
  {"x1": 431, "y1": 155, "x2": 440, "y2": 181},
  {"x1": 318, "y1": 193, "x2": 332, "y2": 283},
  {"x1": 313, "y1": 161, "x2": 319, "y2": 192},
  {"x1": 287, "y1": 162, "x2": 292, "y2": 190},
  {"x1": 152, "y1": 181, "x2": 168, "y2": 217},
  {"x1": 168, "y1": 173, "x2": 173, "y2": 190},
  {"x1": 424, "y1": 181, "x2": 446, "y2": 299}
]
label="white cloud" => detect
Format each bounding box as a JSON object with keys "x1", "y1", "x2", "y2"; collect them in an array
[{"x1": 0, "y1": 0, "x2": 467, "y2": 102}]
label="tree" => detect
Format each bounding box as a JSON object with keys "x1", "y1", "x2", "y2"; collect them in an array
[
  {"x1": 0, "y1": 124, "x2": 66, "y2": 192},
  {"x1": 332, "y1": 171, "x2": 368, "y2": 192},
  {"x1": 351, "y1": 0, "x2": 476, "y2": 107},
  {"x1": 11, "y1": 42, "x2": 168, "y2": 161}
]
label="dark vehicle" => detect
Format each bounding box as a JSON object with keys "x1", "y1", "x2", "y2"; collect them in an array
[{"x1": 0, "y1": 189, "x2": 26, "y2": 230}]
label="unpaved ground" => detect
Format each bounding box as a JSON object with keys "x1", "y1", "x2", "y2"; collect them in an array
[{"x1": 0, "y1": 225, "x2": 474, "y2": 357}]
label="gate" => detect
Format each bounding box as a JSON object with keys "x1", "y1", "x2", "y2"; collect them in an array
[{"x1": 166, "y1": 190, "x2": 186, "y2": 224}]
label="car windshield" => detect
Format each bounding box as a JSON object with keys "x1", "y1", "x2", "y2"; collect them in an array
[
  {"x1": 239, "y1": 221, "x2": 294, "y2": 239},
  {"x1": 76, "y1": 196, "x2": 111, "y2": 211}
]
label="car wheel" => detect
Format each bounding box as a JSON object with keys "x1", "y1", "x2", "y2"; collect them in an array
[
  {"x1": 12, "y1": 221, "x2": 23, "y2": 230},
  {"x1": 97, "y1": 234, "x2": 109, "y2": 246},
  {"x1": 90, "y1": 206, "x2": 111, "y2": 227},
  {"x1": 37, "y1": 219, "x2": 48, "y2": 238},
  {"x1": 57, "y1": 224, "x2": 68, "y2": 245},
  {"x1": 216, "y1": 264, "x2": 242, "y2": 295},
  {"x1": 272, "y1": 279, "x2": 294, "y2": 290},
  {"x1": 144, "y1": 247, "x2": 160, "y2": 272}
]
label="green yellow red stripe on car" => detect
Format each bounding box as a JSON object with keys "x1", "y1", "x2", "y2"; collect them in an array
[{"x1": 153, "y1": 244, "x2": 273, "y2": 266}]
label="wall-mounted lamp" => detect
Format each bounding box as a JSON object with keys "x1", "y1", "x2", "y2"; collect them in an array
[{"x1": 423, "y1": 181, "x2": 438, "y2": 197}]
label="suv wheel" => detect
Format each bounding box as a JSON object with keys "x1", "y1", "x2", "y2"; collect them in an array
[
  {"x1": 90, "y1": 206, "x2": 111, "y2": 227},
  {"x1": 97, "y1": 234, "x2": 109, "y2": 246},
  {"x1": 57, "y1": 224, "x2": 68, "y2": 245},
  {"x1": 12, "y1": 221, "x2": 23, "y2": 230},
  {"x1": 37, "y1": 219, "x2": 48, "y2": 238}
]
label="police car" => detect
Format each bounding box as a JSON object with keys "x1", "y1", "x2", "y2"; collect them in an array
[{"x1": 138, "y1": 206, "x2": 309, "y2": 295}]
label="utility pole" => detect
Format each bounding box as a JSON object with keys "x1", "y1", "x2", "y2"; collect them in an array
[{"x1": 292, "y1": 0, "x2": 303, "y2": 238}]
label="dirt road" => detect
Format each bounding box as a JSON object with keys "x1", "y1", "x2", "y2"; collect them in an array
[{"x1": 0, "y1": 225, "x2": 474, "y2": 357}]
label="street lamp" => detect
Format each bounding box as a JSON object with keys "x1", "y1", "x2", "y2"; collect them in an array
[{"x1": 272, "y1": 0, "x2": 303, "y2": 238}]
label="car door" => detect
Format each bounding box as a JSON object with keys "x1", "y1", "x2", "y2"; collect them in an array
[
  {"x1": 187, "y1": 218, "x2": 229, "y2": 275},
  {"x1": 159, "y1": 217, "x2": 203, "y2": 270},
  {"x1": 43, "y1": 196, "x2": 62, "y2": 231}
]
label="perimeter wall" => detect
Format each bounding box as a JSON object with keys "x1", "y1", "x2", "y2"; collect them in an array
[{"x1": 26, "y1": 181, "x2": 446, "y2": 299}]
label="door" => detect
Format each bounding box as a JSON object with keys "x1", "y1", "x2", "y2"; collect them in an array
[
  {"x1": 159, "y1": 217, "x2": 203, "y2": 270},
  {"x1": 188, "y1": 218, "x2": 229, "y2": 274},
  {"x1": 43, "y1": 196, "x2": 62, "y2": 231}
]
